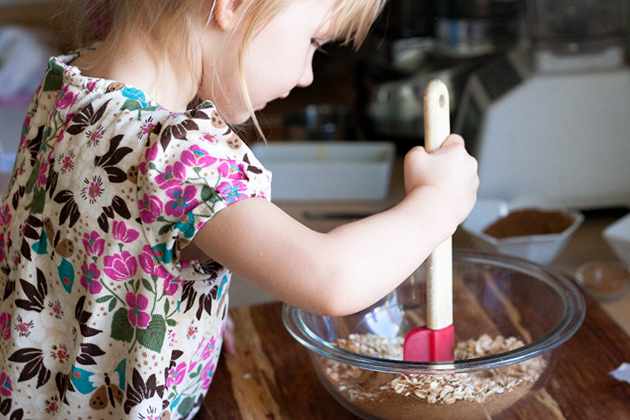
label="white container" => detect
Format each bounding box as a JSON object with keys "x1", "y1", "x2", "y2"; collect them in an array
[
  {"x1": 603, "y1": 212, "x2": 630, "y2": 268},
  {"x1": 461, "y1": 198, "x2": 584, "y2": 265},
  {"x1": 251, "y1": 141, "x2": 395, "y2": 202}
]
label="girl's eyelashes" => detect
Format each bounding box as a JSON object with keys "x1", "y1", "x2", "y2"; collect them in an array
[{"x1": 311, "y1": 38, "x2": 328, "y2": 54}]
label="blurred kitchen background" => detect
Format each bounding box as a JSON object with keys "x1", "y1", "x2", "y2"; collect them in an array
[{"x1": 1, "y1": 0, "x2": 630, "y2": 322}]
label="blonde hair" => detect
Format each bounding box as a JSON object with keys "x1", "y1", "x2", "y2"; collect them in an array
[{"x1": 73, "y1": 0, "x2": 386, "y2": 136}]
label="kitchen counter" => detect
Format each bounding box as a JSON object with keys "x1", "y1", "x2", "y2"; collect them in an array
[{"x1": 198, "y1": 294, "x2": 630, "y2": 419}]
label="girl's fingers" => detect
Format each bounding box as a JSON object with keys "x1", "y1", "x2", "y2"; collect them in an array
[{"x1": 440, "y1": 134, "x2": 465, "y2": 148}]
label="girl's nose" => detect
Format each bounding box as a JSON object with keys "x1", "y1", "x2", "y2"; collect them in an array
[{"x1": 297, "y1": 62, "x2": 314, "y2": 88}]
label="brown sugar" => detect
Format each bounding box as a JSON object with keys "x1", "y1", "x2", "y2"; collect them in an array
[{"x1": 483, "y1": 209, "x2": 575, "y2": 239}]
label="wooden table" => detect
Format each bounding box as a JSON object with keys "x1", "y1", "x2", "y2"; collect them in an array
[
  {"x1": 218, "y1": 155, "x2": 630, "y2": 419},
  {"x1": 197, "y1": 292, "x2": 630, "y2": 419}
]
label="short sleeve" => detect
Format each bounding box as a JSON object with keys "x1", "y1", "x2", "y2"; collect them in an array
[{"x1": 137, "y1": 102, "x2": 272, "y2": 279}]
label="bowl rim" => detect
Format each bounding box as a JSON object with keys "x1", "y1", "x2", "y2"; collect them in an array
[
  {"x1": 603, "y1": 211, "x2": 630, "y2": 239},
  {"x1": 463, "y1": 211, "x2": 585, "y2": 246},
  {"x1": 282, "y1": 250, "x2": 586, "y2": 374}
]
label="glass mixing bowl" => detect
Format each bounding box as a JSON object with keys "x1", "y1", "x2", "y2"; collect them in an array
[{"x1": 283, "y1": 250, "x2": 585, "y2": 420}]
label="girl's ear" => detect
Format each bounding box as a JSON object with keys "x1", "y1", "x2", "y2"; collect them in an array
[{"x1": 214, "y1": 0, "x2": 237, "y2": 30}]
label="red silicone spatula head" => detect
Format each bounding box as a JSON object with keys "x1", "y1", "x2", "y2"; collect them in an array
[
  {"x1": 403, "y1": 79, "x2": 455, "y2": 362},
  {"x1": 403, "y1": 325, "x2": 455, "y2": 362}
]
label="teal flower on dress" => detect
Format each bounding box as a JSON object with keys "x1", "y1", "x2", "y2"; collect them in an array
[
  {"x1": 58, "y1": 258, "x2": 75, "y2": 293},
  {"x1": 217, "y1": 275, "x2": 228, "y2": 299},
  {"x1": 0, "y1": 371, "x2": 13, "y2": 397},
  {"x1": 216, "y1": 180, "x2": 247, "y2": 204},
  {"x1": 152, "y1": 243, "x2": 173, "y2": 265},
  {"x1": 121, "y1": 87, "x2": 148, "y2": 107},
  {"x1": 174, "y1": 213, "x2": 195, "y2": 239}
]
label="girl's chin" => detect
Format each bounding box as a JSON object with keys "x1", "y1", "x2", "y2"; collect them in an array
[{"x1": 224, "y1": 106, "x2": 266, "y2": 125}]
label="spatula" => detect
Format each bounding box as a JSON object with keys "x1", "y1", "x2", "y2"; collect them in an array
[{"x1": 403, "y1": 79, "x2": 455, "y2": 362}]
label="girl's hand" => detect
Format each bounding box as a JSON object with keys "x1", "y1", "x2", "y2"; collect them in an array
[{"x1": 403, "y1": 134, "x2": 479, "y2": 226}]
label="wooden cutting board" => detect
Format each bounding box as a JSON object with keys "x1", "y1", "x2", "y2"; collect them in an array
[{"x1": 197, "y1": 292, "x2": 630, "y2": 420}]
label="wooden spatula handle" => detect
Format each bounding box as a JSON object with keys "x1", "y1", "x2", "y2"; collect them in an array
[{"x1": 424, "y1": 79, "x2": 453, "y2": 331}]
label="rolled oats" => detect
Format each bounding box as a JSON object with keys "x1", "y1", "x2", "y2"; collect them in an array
[{"x1": 324, "y1": 333, "x2": 546, "y2": 406}]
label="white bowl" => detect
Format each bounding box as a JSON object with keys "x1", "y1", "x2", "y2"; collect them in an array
[
  {"x1": 461, "y1": 198, "x2": 584, "y2": 265},
  {"x1": 603, "y1": 212, "x2": 630, "y2": 268},
  {"x1": 251, "y1": 141, "x2": 395, "y2": 202}
]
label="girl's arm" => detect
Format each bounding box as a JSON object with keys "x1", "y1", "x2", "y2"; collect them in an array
[{"x1": 191, "y1": 135, "x2": 478, "y2": 316}]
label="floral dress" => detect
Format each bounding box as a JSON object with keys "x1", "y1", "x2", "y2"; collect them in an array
[{"x1": 0, "y1": 54, "x2": 271, "y2": 420}]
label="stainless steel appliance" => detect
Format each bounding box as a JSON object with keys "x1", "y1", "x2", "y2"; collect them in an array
[
  {"x1": 435, "y1": 0, "x2": 523, "y2": 57},
  {"x1": 454, "y1": 0, "x2": 630, "y2": 209},
  {"x1": 362, "y1": 0, "x2": 524, "y2": 151}
]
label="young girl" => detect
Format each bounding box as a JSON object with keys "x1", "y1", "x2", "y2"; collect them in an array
[{"x1": 0, "y1": 0, "x2": 478, "y2": 418}]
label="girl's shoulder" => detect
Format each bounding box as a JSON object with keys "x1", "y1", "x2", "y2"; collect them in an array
[
  {"x1": 157, "y1": 101, "x2": 247, "y2": 156},
  {"x1": 42, "y1": 53, "x2": 267, "y2": 171}
]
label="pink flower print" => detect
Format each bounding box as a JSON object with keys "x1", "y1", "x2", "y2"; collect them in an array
[
  {"x1": 165, "y1": 185, "x2": 198, "y2": 218},
  {"x1": 168, "y1": 329, "x2": 176, "y2": 347},
  {"x1": 139, "y1": 245, "x2": 170, "y2": 278},
  {"x1": 0, "y1": 372, "x2": 12, "y2": 397},
  {"x1": 15, "y1": 160, "x2": 25, "y2": 177},
  {"x1": 45, "y1": 396, "x2": 60, "y2": 415},
  {"x1": 19, "y1": 115, "x2": 31, "y2": 145},
  {"x1": 163, "y1": 276, "x2": 180, "y2": 296},
  {"x1": 216, "y1": 180, "x2": 247, "y2": 204},
  {"x1": 201, "y1": 336, "x2": 216, "y2": 360},
  {"x1": 82, "y1": 231, "x2": 105, "y2": 257},
  {"x1": 0, "y1": 204, "x2": 11, "y2": 227},
  {"x1": 80, "y1": 261, "x2": 102, "y2": 294},
  {"x1": 217, "y1": 159, "x2": 247, "y2": 180},
  {"x1": 138, "y1": 194, "x2": 163, "y2": 224},
  {"x1": 126, "y1": 292, "x2": 150, "y2": 328},
  {"x1": 61, "y1": 155, "x2": 73, "y2": 170},
  {"x1": 58, "y1": 150, "x2": 75, "y2": 174},
  {"x1": 103, "y1": 251, "x2": 137, "y2": 281},
  {"x1": 187, "y1": 324, "x2": 198, "y2": 340},
  {"x1": 85, "y1": 125, "x2": 105, "y2": 148},
  {"x1": 14, "y1": 315, "x2": 34, "y2": 337},
  {"x1": 37, "y1": 159, "x2": 49, "y2": 189},
  {"x1": 200, "y1": 361, "x2": 216, "y2": 390},
  {"x1": 80, "y1": 175, "x2": 104, "y2": 204},
  {"x1": 0, "y1": 204, "x2": 10, "y2": 227},
  {"x1": 202, "y1": 133, "x2": 217, "y2": 144},
  {"x1": 139, "y1": 143, "x2": 159, "y2": 175},
  {"x1": 181, "y1": 145, "x2": 217, "y2": 168},
  {"x1": 112, "y1": 220, "x2": 140, "y2": 244},
  {"x1": 0, "y1": 313, "x2": 11, "y2": 341},
  {"x1": 51, "y1": 343, "x2": 70, "y2": 364},
  {"x1": 55, "y1": 85, "x2": 77, "y2": 110},
  {"x1": 56, "y1": 128, "x2": 67, "y2": 144},
  {"x1": 48, "y1": 300, "x2": 63, "y2": 319},
  {"x1": 166, "y1": 362, "x2": 187, "y2": 387},
  {"x1": 138, "y1": 117, "x2": 155, "y2": 138},
  {"x1": 155, "y1": 162, "x2": 186, "y2": 190},
  {"x1": 86, "y1": 80, "x2": 97, "y2": 92}
]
